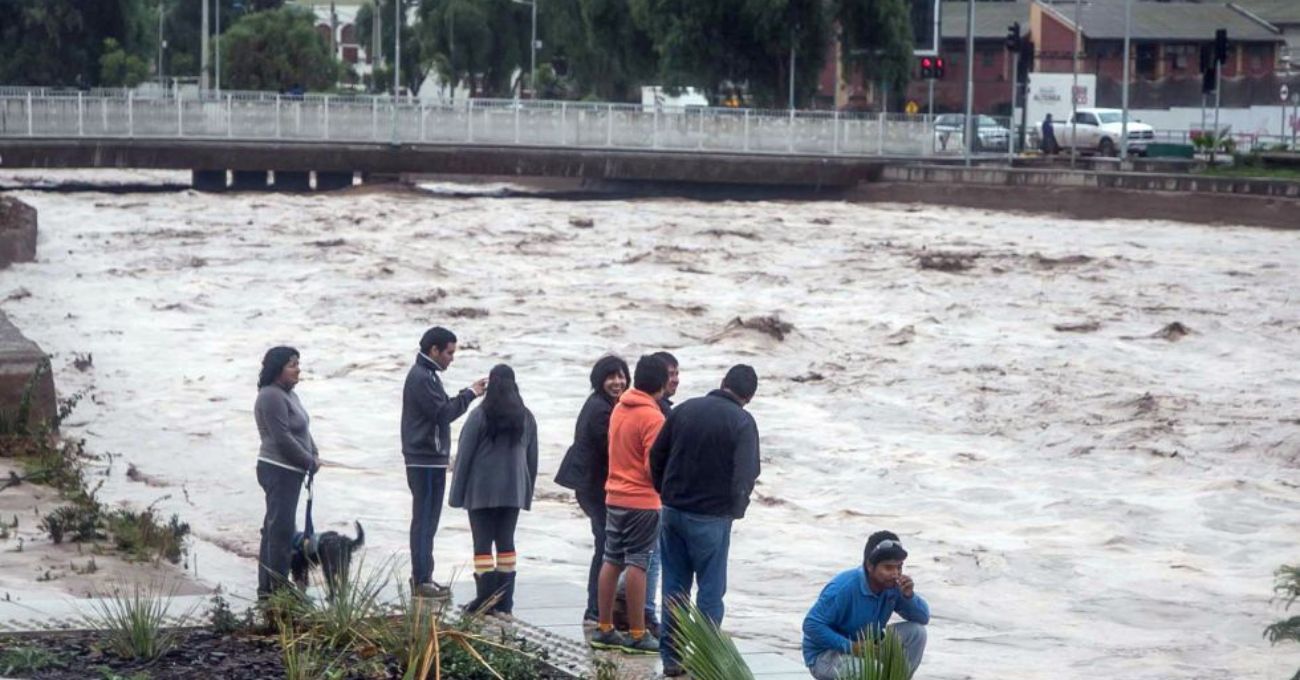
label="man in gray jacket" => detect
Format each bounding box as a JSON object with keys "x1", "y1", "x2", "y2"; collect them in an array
[{"x1": 402, "y1": 326, "x2": 486, "y2": 598}]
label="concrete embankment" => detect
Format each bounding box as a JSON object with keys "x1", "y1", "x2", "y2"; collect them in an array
[{"x1": 0, "y1": 196, "x2": 54, "y2": 428}]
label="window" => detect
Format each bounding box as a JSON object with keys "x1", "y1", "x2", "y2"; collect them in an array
[{"x1": 1136, "y1": 44, "x2": 1158, "y2": 78}]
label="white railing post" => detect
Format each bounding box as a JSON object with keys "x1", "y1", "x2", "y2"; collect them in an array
[
  {"x1": 323, "y1": 95, "x2": 330, "y2": 140},
  {"x1": 467, "y1": 99, "x2": 475, "y2": 142},
  {"x1": 419, "y1": 102, "x2": 426, "y2": 142},
  {"x1": 77, "y1": 92, "x2": 84, "y2": 137},
  {"x1": 275, "y1": 96, "x2": 282, "y2": 139},
  {"x1": 652, "y1": 107, "x2": 659, "y2": 148},
  {"x1": 101, "y1": 97, "x2": 108, "y2": 135},
  {"x1": 743, "y1": 109, "x2": 750, "y2": 152},
  {"x1": 560, "y1": 102, "x2": 568, "y2": 145},
  {"x1": 371, "y1": 97, "x2": 378, "y2": 140},
  {"x1": 177, "y1": 94, "x2": 183, "y2": 137},
  {"x1": 295, "y1": 100, "x2": 302, "y2": 137},
  {"x1": 127, "y1": 91, "x2": 134, "y2": 137},
  {"x1": 606, "y1": 104, "x2": 613, "y2": 147},
  {"x1": 787, "y1": 109, "x2": 795, "y2": 152},
  {"x1": 697, "y1": 108, "x2": 705, "y2": 150},
  {"x1": 515, "y1": 103, "x2": 521, "y2": 144},
  {"x1": 227, "y1": 94, "x2": 233, "y2": 138},
  {"x1": 26, "y1": 92, "x2": 32, "y2": 136},
  {"x1": 832, "y1": 110, "x2": 840, "y2": 154},
  {"x1": 877, "y1": 112, "x2": 884, "y2": 155}
]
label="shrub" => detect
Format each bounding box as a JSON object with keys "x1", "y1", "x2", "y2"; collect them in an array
[
  {"x1": 84, "y1": 581, "x2": 191, "y2": 661},
  {"x1": 0, "y1": 645, "x2": 65, "y2": 675},
  {"x1": 41, "y1": 502, "x2": 103, "y2": 544},
  {"x1": 1265, "y1": 564, "x2": 1300, "y2": 680},
  {"x1": 105, "y1": 507, "x2": 191, "y2": 565}
]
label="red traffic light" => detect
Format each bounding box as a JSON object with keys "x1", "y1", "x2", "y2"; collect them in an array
[
  {"x1": 920, "y1": 57, "x2": 934, "y2": 79},
  {"x1": 935, "y1": 57, "x2": 946, "y2": 79}
]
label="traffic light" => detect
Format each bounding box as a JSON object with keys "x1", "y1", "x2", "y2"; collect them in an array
[
  {"x1": 1202, "y1": 66, "x2": 1216, "y2": 94},
  {"x1": 1006, "y1": 22, "x2": 1021, "y2": 52},
  {"x1": 934, "y1": 57, "x2": 946, "y2": 79},
  {"x1": 1214, "y1": 28, "x2": 1228, "y2": 64},
  {"x1": 1017, "y1": 40, "x2": 1034, "y2": 83},
  {"x1": 920, "y1": 57, "x2": 934, "y2": 79}
]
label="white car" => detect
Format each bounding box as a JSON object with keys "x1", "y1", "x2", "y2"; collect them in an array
[{"x1": 1042, "y1": 108, "x2": 1154, "y2": 156}]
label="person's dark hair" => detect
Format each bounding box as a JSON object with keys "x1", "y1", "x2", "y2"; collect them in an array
[
  {"x1": 651, "y1": 351, "x2": 679, "y2": 369},
  {"x1": 722, "y1": 364, "x2": 758, "y2": 401},
  {"x1": 481, "y1": 364, "x2": 526, "y2": 444},
  {"x1": 864, "y1": 530, "x2": 907, "y2": 567},
  {"x1": 258, "y1": 346, "x2": 299, "y2": 389},
  {"x1": 589, "y1": 355, "x2": 631, "y2": 393},
  {"x1": 632, "y1": 355, "x2": 668, "y2": 394},
  {"x1": 419, "y1": 326, "x2": 457, "y2": 355}
]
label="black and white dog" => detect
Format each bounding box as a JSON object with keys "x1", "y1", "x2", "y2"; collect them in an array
[{"x1": 291, "y1": 522, "x2": 365, "y2": 600}]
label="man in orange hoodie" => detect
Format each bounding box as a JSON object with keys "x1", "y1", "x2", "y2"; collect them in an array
[{"x1": 589, "y1": 355, "x2": 669, "y2": 655}]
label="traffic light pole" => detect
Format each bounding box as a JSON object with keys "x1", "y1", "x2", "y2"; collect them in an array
[
  {"x1": 964, "y1": 0, "x2": 975, "y2": 166},
  {"x1": 1009, "y1": 50, "x2": 1018, "y2": 164}
]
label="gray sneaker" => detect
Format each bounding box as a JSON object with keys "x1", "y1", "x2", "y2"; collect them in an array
[
  {"x1": 589, "y1": 627, "x2": 630, "y2": 651},
  {"x1": 618, "y1": 631, "x2": 659, "y2": 655}
]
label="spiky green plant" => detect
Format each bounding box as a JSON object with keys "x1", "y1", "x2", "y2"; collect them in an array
[
  {"x1": 840, "y1": 627, "x2": 911, "y2": 680},
  {"x1": 278, "y1": 619, "x2": 349, "y2": 680},
  {"x1": 83, "y1": 581, "x2": 190, "y2": 661},
  {"x1": 1264, "y1": 564, "x2": 1300, "y2": 680},
  {"x1": 302, "y1": 554, "x2": 391, "y2": 649},
  {"x1": 667, "y1": 598, "x2": 755, "y2": 680}
]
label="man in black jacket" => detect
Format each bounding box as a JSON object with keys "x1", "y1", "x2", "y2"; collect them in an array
[
  {"x1": 402, "y1": 326, "x2": 486, "y2": 599},
  {"x1": 650, "y1": 364, "x2": 760, "y2": 676}
]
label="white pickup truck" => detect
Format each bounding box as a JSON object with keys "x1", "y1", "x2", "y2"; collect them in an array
[{"x1": 1042, "y1": 108, "x2": 1155, "y2": 156}]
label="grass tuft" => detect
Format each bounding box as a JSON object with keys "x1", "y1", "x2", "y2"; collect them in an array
[{"x1": 83, "y1": 581, "x2": 190, "y2": 661}]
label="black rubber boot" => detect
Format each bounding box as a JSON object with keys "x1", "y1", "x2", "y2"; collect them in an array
[
  {"x1": 461, "y1": 572, "x2": 496, "y2": 616},
  {"x1": 492, "y1": 571, "x2": 516, "y2": 615}
]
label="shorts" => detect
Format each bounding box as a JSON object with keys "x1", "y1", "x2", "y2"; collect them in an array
[{"x1": 603, "y1": 505, "x2": 660, "y2": 570}]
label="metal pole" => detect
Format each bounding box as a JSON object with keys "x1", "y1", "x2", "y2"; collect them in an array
[
  {"x1": 158, "y1": 0, "x2": 165, "y2": 89},
  {"x1": 215, "y1": 0, "x2": 221, "y2": 94},
  {"x1": 530, "y1": 0, "x2": 537, "y2": 99},
  {"x1": 1213, "y1": 61, "x2": 1222, "y2": 152},
  {"x1": 964, "y1": 0, "x2": 975, "y2": 166},
  {"x1": 78, "y1": 92, "x2": 84, "y2": 137},
  {"x1": 128, "y1": 91, "x2": 134, "y2": 137},
  {"x1": 1070, "y1": 0, "x2": 1081, "y2": 168},
  {"x1": 1009, "y1": 50, "x2": 1018, "y2": 163},
  {"x1": 200, "y1": 0, "x2": 209, "y2": 91},
  {"x1": 26, "y1": 92, "x2": 32, "y2": 136},
  {"x1": 1120, "y1": 0, "x2": 1131, "y2": 161},
  {"x1": 788, "y1": 31, "x2": 796, "y2": 110},
  {"x1": 393, "y1": 0, "x2": 401, "y2": 95}
]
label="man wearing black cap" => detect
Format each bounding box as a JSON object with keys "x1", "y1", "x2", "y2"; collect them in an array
[
  {"x1": 401, "y1": 326, "x2": 486, "y2": 599},
  {"x1": 801, "y1": 530, "x2": 930, "y2": 679}
]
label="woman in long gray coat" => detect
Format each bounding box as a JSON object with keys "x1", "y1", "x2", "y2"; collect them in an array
[{"x1": 450, "y1": 363, "x2": 538, "y2": 615}]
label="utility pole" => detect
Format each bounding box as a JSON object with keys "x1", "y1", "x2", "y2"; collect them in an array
[
  {"x1": 200, "y1": 0, "x2": 209, "y2": 91},
  {"x1": 1120, "y1": 0, "x2": 1131, "y2": 160},
  {"x1": 215, "y1": 0, "x2": 221, "y2": 94},
  {"x1": 964, "y1": 0, "x2": 975, "y2": 166},
  {"x1": 788, "y1": 29, "x2": 797, "y2": 110},
  {"x1": 1070, "y1": 0, "x2": 1082, "y2": 168},
  {"x1": 394, "y1": 0, "x2": 401, "y2": 96}
]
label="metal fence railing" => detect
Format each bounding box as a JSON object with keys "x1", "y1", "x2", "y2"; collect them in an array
[{"x1": 1, "y1": 88, "x2": 1293, "y2": 157}]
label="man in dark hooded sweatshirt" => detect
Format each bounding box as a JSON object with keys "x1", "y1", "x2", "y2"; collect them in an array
[{"x1": 402, "y1": 326, "x2": 486, "y2": 599}]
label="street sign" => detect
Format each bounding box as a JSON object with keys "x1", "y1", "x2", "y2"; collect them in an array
[
  {"x1": 1072, "y1": 85, "x2": 1088, "y2": 105},
  {"x1": 905, "y1": 100, "x2": 920, "y2": 115},
  {"x1": 1283, "y1": 84, "x2": 1291, "y2": 102}
]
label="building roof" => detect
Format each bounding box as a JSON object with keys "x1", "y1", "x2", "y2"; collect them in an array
[
  {"x1": 942, "y1": 1, "x2": 1032, "y2": 40},
  {"x1": 1231, "y1": 0, "x2": 1300, "y2": 26},
  {"x1": 1039, "y1": 0, "x2": 1281, "y2": 42}
]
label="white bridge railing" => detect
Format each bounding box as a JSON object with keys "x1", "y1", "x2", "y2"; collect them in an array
[{"x1": 0, "y1": 89, "x2": 943, "y2": 157}]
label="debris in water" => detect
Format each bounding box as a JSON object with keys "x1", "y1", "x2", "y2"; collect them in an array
[
  {"x1": 918, "y1": 252, "x2": 978, "y2": 272},
  {"x1": 5, "y1": 287, "x2": 31, "y2": 302},
  {"x1": 446, "y1": 307, "x2": 490, "y2": 319},
  {"x1": 310, "y1": 238, "x2": 347, "y2": 248},
  {"x1": 569, "y1": 216, "x2": 594, "y2": 228},
  {"x1": 811, "y1": 217, "x2": 833, "y2": 225},
  {"x1": 404, "y1": 288, "x2": 448, "y2": 305},
  {"x1": 1031, "y1": 253, "x2": 1093, "y2": 268},
  {"x1": 886, "y1": 325, "x2": 916, "y2": 345},
  {"x1": 701, "y1": 228, "x2": 761, "y2": 241},
  {"x1": 791, "y1": 371, "x2": 825, "y2": 383},
  {"x1": 1053, "y1": 321, "x2": 1101, "y2": 333},
  {"x1": 720, "y1": 315, "x2": 794, "y2": 342},
  {"x1": 72, "y1": 353, "x2": 93, "y2": 372},
  {"x1": 1152, "y1": 321, "x2": 1192, "y2": 341}
]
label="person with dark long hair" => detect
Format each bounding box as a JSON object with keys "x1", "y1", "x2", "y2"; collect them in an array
[
  {"x1": 449, "y1": 364, "x2": 538, "y2": 615},
  {"x1": 554, "y1": 355, "x2": 631, "y2": 624},
  {"x1": 253, "y1": 346, "x2": 320, "y2": 598}
]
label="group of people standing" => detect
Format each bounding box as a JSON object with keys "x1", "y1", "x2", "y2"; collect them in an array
[{"x1": 252, "y1": 324, "x2": 930, "y2": 679}]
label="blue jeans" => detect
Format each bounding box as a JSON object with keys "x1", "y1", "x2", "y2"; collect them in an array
[
  {"x1": 658, "y1": 506, "x2": 733, "y2": 666},
  {"x1": 406, "y1": 467, "x2": 447, "y2": 585}
]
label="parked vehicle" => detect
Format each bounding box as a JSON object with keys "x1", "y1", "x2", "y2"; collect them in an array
[
  {"x1": 1037, "y1": 108, "x2": 1154, "y2": 156},
  {"x1": 641, "y1": 86, "x2": 709, "y2": 113},
  {"x1": 933, "y1": 114, "x2": 1011, "y2": 152}
]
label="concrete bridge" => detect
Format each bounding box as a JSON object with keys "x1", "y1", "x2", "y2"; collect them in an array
[{"x1": 0, "y1": 90, "x2": 924, "y2": 191}]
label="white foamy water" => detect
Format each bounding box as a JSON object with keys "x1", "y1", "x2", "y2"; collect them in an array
[{"x1": 2, "y1": 171, "x2": 1299, "y2": 679}]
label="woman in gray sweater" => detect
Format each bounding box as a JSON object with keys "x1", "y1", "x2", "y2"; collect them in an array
[
  {"x1": 449, "y1": 364, "x2": 538, "y2": 615},
  {"x1": 253, "y1": 346, "x2": 320, "y2": 598}
]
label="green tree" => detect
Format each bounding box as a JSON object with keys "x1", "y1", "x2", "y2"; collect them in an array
[
  {"x1": 416, "y1": 0, "x2": 529, "y2": 98},
  {"x1": 356, "y1": 1, "x2": 427, "y2": 94},
  {"x1": 837, "y1": 0, "x2": 914, "y2": 105},
  {"x1": 540, "y1": 0, "x2": 657, "y2": 101},
  {"x1": 99, "y1": 38, "x2": 151, "y2": 87},
  {"x1": 161, "y1": 0, "x2": 256, "y2": 78},
  {"x1": 219, "y1": 6, "x2": 340, "y2": 92},
  {"x1": 0, "y1": 0, "x2": 157, "y2": 86},
  {"x1": 628, "y1": 0, "x2": 828, "y2": 107}
]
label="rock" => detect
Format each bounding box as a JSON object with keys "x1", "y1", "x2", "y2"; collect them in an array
[
  {"x1": 0, "y1": 311, "x2": 57, "y2": 431},
  {"x1": 1152, "y1": 321, "x2": 1192, "y2": 341},
  {"x1": 0, "y1": 196, "x2": 38, "y2": 268}
]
